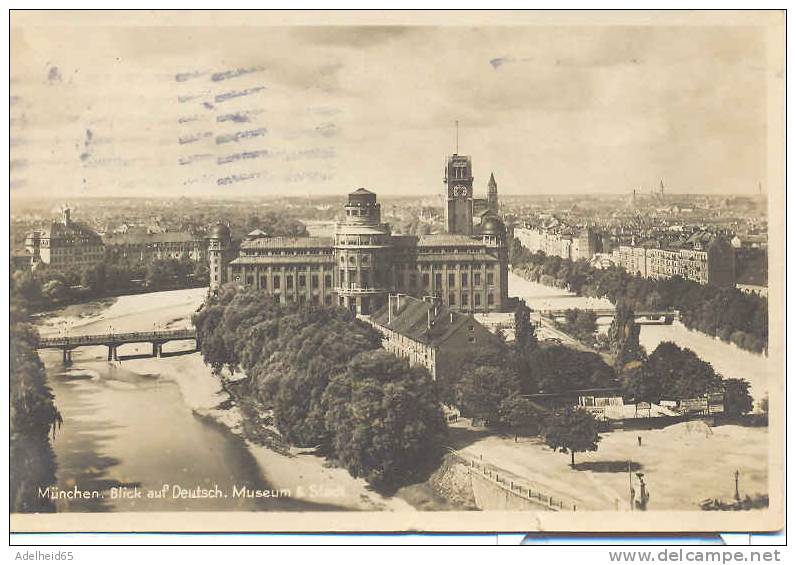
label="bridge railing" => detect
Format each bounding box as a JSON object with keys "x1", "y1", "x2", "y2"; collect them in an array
[{"x1": 37, "y1": 328, "x2": 196, "y2": 348}]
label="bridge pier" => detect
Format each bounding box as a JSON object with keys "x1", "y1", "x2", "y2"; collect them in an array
[
  {"x1": 152, "y1": 342, "x2": 162, "y2": 358},
  {"x1": 61, "y1": 349, "x2": 72, "y2": 364},
  {"x1": 107, "y1": 345, "x2": 118, "y2": 361}
]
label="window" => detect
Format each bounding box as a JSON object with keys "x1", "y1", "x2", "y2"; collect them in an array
[
  {"x1": 299, "y1": 275, "x2": 306, "y2": 288},
  {"x1": 434, "y1": 273, "x2": 442, "y2": 289},
  {"x1": 487, "y1": 272, "x2": 494, "y2": 286},
  {"x1": 422, "y1": 273, "x2": 430, "y2": 287},
  {"x1": 487, "y1": 293, "x2": 494, "y2": 305},
  {"x1": 448, "y1": 293, "x2": 456, "y2": 305},
  {"x1": 362, "y1": 271, "x2": 370, "y2": 287},
  {"x1": 474, "y1": 294, "x2": 481, "y2": 306},
  {"x1": 339, "y1": 269, "x2": 345, "y2": 285},
  {"x1": 474, "y1": 273, "x2": 481, "y2": 287},
  {"x1": 325, "y1": 295, "x2": 332, "y2": 305},
  {"x1": 448, "y1": 273, "x2": 455, "y2": 287},
  {"x1": 311, "y1": 275, "x2": 319, "y2": 289},
  {"x1": 462, "y1": 292, "x2": 469, "y2": 305},
  {"x1": 325, "y1": 274, "x2": 332, "y2": 287},
  {"x1": 286, "y1": 275, "x2": 293, "y2": 289},
  {"x1": 461, "y1": 273, "x2": 468, "y2": 287}
]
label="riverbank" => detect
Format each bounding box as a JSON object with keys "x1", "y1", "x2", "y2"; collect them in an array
[
  {"x1": 507, "y1": 272, "x2": 772, "y2": 402},
  {"x1": 122, "y1": 353, "x2": 420, "y2": 511}
]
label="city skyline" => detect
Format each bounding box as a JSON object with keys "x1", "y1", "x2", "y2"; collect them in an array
[{"x1": 11, "y1": 14, "x2": 773, "y2": 200}]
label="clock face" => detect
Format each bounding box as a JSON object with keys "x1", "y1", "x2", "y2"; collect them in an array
[{"x1": 453, "y1": 184, "x2": 469, "y2": 198}]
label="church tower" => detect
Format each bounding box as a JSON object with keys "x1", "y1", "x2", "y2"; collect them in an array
[
  {"x1": 487, "y1": 172, "x2": 498, "y2": 213},
  {"x1": 444, "y1": 154, "x2": 474, "y2": 235}
]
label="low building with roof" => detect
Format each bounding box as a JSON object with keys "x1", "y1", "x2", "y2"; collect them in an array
[{"x1": 369, "y1": 294, "x2": 501, "y2": 380}]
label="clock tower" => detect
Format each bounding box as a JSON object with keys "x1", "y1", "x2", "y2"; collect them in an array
[{"x1": 444, "y1": 154, "x2": 474, "y2": 235}]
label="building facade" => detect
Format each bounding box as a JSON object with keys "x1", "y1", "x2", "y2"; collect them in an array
[
  {"x1": 103, "y1": 230, "x2": 207, "y2": 264},
  {"x1": 214, "y1": 188, "x2": 510, "y2": 315},
  {"x1": 24, "y1": 207, "x2": 105, "y2": 270},
  {"x1": 515, "y1": 226, "x2": 735, "y2": 287},
  {"x1": 514, "y1": 226, "x2": 597, "y2": 262},
  {"x1": 369, "y1": 294, "x2": 500, "y2": 381},
  {"x1": 611, "y1": 236, "x2": 735, "y2": 287}
]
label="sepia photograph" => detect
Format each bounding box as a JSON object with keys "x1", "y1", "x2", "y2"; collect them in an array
[{"x1": 7, "y1": 9, "x2": 785, "y2": 537}]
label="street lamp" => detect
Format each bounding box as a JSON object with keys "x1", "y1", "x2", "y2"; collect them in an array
[{"x1": 734, "y1": 470, "x2": 741, "y2": 502}]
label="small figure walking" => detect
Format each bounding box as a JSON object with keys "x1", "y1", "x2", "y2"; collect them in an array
[{"x1": 637, "y1": 435, "x2": 642, "y2": 447}]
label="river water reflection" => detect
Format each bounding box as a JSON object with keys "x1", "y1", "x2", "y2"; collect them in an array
[{"x1": 37, "y1": 290, "x2": 330, "y2": 512}]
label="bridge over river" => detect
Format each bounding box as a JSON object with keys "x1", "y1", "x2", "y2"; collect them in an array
[
  {"x1": 37, "y1": 328, "x2": 199, "y2": 363},
  {"x1": 541, "y1": 308, "x2": 679, "y2": 325}
]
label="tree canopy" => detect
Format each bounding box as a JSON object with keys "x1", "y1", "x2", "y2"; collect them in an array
[{"x1": 541, "y1": 407, "x2": 601, "y2": 466}]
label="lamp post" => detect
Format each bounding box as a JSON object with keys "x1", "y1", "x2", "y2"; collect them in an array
[{"x1": 734, "y1": 470, "x2": 741, "y2": 502}]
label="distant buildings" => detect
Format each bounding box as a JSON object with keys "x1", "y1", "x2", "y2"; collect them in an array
[
  {"x1": 369, "y1": 294, "x2": 500, "y2": 381},
  {"x1": 24, "y1": 207, "x2": 105, "y2": 270},
  {"x1": 610, "y1": 232, "x2": 735, "y2": 287},
  {"x1": 513, "y1": 226, "x2": 599, "y2": 262},
  {"x1": 103, "y1": 230, "x2": 207, "y2": 264},
  {"x1": 515, "y1": 225, "x2": 736, "y2": 287}
]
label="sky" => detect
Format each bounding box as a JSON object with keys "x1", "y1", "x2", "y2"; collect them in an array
[{"x1": 10, "y1": 13, "x2": 776, "y2": 200}]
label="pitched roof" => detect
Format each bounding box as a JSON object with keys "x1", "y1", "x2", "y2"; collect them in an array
[
  {"x1": 229, "y1": 255, "x2": 334, "y2": 265},
  {"x1": 103, "y1": 231, "x2": 200, "y2": 245},
  {"x1": 370, "y1": 295, "x2": 480, "y2": 347},
  {"x1": 239, "y1": 236, "x2": 334, "y2": 250},
  {"x1": 417, "y1": 234, "x2": 485, "y2": 248}
]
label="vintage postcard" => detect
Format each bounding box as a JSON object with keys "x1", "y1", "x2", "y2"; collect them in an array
[{"x1": 8, "y1": 10, "x2": 784, "y2": 534}]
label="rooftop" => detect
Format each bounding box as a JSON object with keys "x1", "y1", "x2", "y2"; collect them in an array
[
  {"x1": 239, "y1": 236, "x2": 334, "y2": 250},
  {"x1": 371, "y1": 294, "x2": 478, "y2": 347}
]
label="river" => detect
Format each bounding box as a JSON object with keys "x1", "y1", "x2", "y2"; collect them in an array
[
  {"x1": 508, "y1": 272, "x2": 773, "y2": 401},
  {"x1": 34, "y1": 289, "x2": 380, "y2": 513}
]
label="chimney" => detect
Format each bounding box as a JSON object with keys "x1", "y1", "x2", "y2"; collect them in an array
[
  {"x1": 388, "y1": 295, "x2": 393, "y2": 324},
  {"x1": 396, "y1": 294, "x2": 401, "y2": 312},
  {"x1": 427, "y1": 306, "x2": 432, "y2": 330}
]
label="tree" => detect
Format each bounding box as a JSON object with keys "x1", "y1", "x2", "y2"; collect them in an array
[
  {"x1": 526, "y1": 345, "x2": 615, "y2": 394},
  {"x1": 41, "y1": 279, "x2": 70, "y2": 303},
  {"x1": 11, "y1": 270, "x2": 43, "y2": 307},
  {"x1": 723, "y1": 378, "x2": 753, "y2": 417},
  {"x1": 10, "y1": 318, "x2": 61, "y2": 512},
  {"x1": 514, "y1": 300, "x2": 538, "y2": 355},
  {"x1": 323, "y1": 350, "x2": 447, "y2": 489},
  {"x1": 609, "y1": 301, "x2": 645, "y2": 374},
  {"x1": 499, "y1": 394, "x2": 542, "y2": 440},
  {"x1": 541, "y1": 407, "x2": 601, "y2": 467},
  {"x1": 619, "y1": 360, "x2": 658, "y2": 403},
  {"x1": 455, "y1": 365, "x2": 519, "y2": 426},
  {"x1": 644, "y1": 342, "x2": 723, "y2": 401}
]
